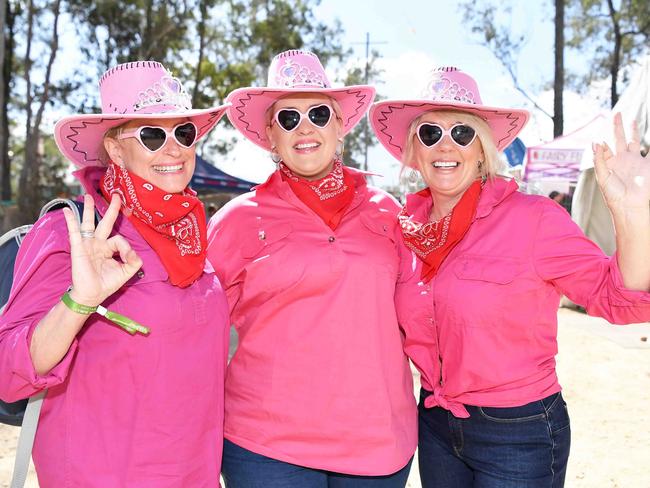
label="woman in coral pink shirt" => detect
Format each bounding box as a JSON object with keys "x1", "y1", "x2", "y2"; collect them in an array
[
  {"x1": 207, "y1": 50, "x2": 417, "y2": 487},
  {"x1": 369, "y1": 67, "x2": 650, "y2": 488}
]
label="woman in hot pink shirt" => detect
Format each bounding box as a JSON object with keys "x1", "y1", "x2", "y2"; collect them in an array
[
  {"x1": 369, "y1": 67, "x2": 650, "y2": 488},
  {"x1": 207, "y1": 50, "x2": 417, "y2": 487},
  {"x1": 0, "y1": 62, "x2": 230, "y2": 487}
]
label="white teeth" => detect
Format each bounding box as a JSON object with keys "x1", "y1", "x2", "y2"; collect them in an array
[
  {"x1": 294, "y1": 142, "x2": 319, "y2": 149},
  {"x1": 153, "y1": 164, "x2": 183, "y2": 173},
  {"x1": 432, "y1": 161, "x2": 459, "y2": 168}
]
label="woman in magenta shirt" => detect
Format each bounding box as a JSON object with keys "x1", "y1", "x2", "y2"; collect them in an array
[
  {"x1": 369, "y1": 67, "x2": 650, "y2": 488},
  {"x1": 0, "y1": 62, "x2": 230, "y2": 487},
  {"x1": 207, "y1": 50, "x2": 417, "y2": 487}
]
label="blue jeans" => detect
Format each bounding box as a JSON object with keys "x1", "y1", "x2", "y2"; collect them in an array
[
  {"x1": 222, "y1": 439, "x2": 413, "y2": 488},
  {"x1": 418, "y1": 389, "x2": 571, "y2": 488}
]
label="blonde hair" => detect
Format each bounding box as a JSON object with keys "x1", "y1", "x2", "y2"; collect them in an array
[{"x1": 401, "y1": 110, "x2": 502, "y2": 179}]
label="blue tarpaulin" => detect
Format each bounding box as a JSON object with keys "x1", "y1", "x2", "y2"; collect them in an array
[{"x1": 191, "y1": 155, "x2": 256, "y2": 193}]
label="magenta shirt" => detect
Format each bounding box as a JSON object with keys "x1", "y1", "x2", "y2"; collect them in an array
[
  {"x1": 396, "y1": 177, "x2": 650, "y2": 418},
  {"x1": 0, "y1": 167, "x2": 229, "y2": 487},
  {"x1": 207, "y1": 169, "x2": 417, "y2": 476}
]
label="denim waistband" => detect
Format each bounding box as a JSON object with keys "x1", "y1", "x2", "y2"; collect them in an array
[{"x1": 420, "y1": 388, "x2": 562, "y2": 417}]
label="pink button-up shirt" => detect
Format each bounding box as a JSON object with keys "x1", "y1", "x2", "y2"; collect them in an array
[
  {"x1": 207, "y1": 168, "x2": 417, "y2": 476},
  {"x1": 396, "y1": 177, "x2": 650, "y2": 418},
  {"x1": 0, "y1": 167, "x2": 229, "y2": 487}
]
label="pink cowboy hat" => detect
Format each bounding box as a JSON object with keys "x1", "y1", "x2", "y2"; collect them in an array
[
  {"x1": 226, "y1": 49, "x2": 376, "y2": 151},
  {"x1": 369, "y1": 67, "x2": 529, "y2": 166},
  {"x1": 54, "y1": 61, "x2": 230, "y2": 168}
]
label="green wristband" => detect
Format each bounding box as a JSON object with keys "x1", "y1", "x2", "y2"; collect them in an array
[
  {"x1": 96, "y1": 305, "x2": 150, "y2": 336},
  {"x1": 60, "y1": 291, "x2": 150, "y2": 336},
  {"x1": 61, "y1": 292, "x2": 98, "y2": 315}
]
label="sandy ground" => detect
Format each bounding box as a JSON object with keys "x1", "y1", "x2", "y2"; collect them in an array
[{"x1": 1, "y1": 308, "x2": 649, "y2": 487}]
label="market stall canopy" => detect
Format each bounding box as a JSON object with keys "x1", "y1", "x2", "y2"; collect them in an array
[
  {"x1": 191, "y1": 155, "x2": 256, "y2": 193},
  {"x1": 523, "y1": 115, "x2": 607, "y2": 183}
]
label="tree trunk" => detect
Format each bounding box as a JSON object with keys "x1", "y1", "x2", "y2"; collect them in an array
[
  {"x1": 607, "y1": 0, "x2": 621, "y2": 108},
  {"x1": 192, "y1": 0, "x2": 208, "y2": 107},
  {"x1": 1, "y1": 0, "x2": 13, "y2": 201},
  {"x1": 553, "y1": 0, "x2": 565, "y2": 138},
  {"x1": 140, "y1": 0, "x2": 154, "y2": 59},
  {"x1": 18, "y1": 0, "x2": 62, "y2": 221},
  {"x1": 0, "y1": 0, "x2": 7, "y2": 201}
]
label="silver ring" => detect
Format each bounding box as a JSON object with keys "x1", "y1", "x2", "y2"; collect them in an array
[{"x1": 80, "y1": 230, "x2": 95, "y2": 239}]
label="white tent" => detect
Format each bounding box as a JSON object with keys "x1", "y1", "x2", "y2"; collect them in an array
[{"x1": 572, "y1": 57, "x2": 650, "y2": 254}]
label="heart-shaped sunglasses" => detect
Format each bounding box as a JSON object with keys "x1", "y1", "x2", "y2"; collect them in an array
[
  {"x1": 118, "y1": 122, "x2": 198, "y2": 153},
  {"x1": 416, "y1": 123, "x2": 477, "y2": 148},
  {"x1": 272, "y1": 104, "x2": 334, "y2": 132}
]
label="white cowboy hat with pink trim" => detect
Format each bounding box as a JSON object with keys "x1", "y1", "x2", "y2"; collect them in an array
[
  {"x1": 54, "y1": 61, "x2": 230, "y2": 168},
  {"x1": 226, "y1": 49, "x2": 376, "y2": 151},
  {"x1": 369, "y1": 67, "x2": 529, "y2": 164}
]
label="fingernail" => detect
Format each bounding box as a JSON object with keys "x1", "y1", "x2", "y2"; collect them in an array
[{"x1": 592, "y1": 142, "x2": 597, "y2": 152}]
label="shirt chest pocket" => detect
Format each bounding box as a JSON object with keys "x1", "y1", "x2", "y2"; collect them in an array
[
  {"x1": 239, "y1": 222, "x2": 305, "y2": 294},
  {"x1": 453, "y1": 255, "x2": 521, "y2": 284},
  {"x1": 359, "y1": 211, "x2": 399, "y2": 279},
  {"x1": 448, "y1": 255, "x2": 523, "y2": 326}
]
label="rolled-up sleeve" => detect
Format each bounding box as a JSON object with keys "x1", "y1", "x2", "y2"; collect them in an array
[
  {"x1": 532, "y1": 199, "x2": 650, "y2": 324},
  {"x1": 0, "y1": 212, "x2": 79, "y2": 402}
]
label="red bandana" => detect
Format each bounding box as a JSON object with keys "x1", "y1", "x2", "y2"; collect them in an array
[
  {"x1": 279, "y1": 160, "x2": 355, "y2": 230},
  {"x1": 100, "y1": 161, "x2": 207, "y2": 288},
  {"x1": 399, "y1": 179, "x2": 482, "y2": 282}
]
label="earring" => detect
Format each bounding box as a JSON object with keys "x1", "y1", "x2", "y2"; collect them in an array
[
  {"x1": 270, "y1": 146, "x2": 281, "y2": 167},
  {"x1": 335, "y1": 138, "x2": 344, "y2": 160},
  {"x1": 477, "y1": 160, "x2": 487, "y2": 183},
  {"x1": 407, "y1": 168, "x2": 420, "y2": 184}
]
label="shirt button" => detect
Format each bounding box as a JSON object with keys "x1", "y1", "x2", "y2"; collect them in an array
[
  {"x1": 137, "y1": 270, "x2": 145, "y2": 279},
  {"x1": 328, "y1": 236, "x2": 336, "y2": 243}
]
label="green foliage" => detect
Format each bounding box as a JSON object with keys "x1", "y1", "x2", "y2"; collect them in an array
[
  {"x1": 566, "y1": 0, "x2": 650, "y2": 100},
  {"x1": 63, "y1": 0, "x2": 353, "y2": 157},
  {"x1": 459, "y1": 0, "x2": 650, "y2": 113},
  {"x1": 458, "y1": 0, "x2": 553, "y2": 119},
  {"x1": 66, "y1": 0, "x2": 194, "y2": 71},
  {"x1": 2, "y1": 0, "x2": 374, "y2": 214}
]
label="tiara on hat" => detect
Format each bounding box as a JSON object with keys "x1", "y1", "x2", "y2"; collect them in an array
[
  {"x1": 422, "y1": 67, "x2": 476, "y2": 105},
  {"x1": 272, "y1": 51, "x2": 329, "y2": 89},
  {"x1": 133, "y1": 74, "x2": 192, "y2": 112}
]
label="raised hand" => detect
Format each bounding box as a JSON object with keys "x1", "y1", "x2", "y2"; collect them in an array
[
  {"x1": 62, "y1": 194, "x2": 143, "y2": 307},
  {"x1": 593, "y1": 112, "x2": 650, "y2": 211}
]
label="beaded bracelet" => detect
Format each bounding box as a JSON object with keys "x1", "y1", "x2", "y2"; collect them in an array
[{"x1": 61, "y1": 291, "x2": 150, "y2": 336}]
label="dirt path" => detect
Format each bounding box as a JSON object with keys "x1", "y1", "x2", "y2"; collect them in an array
[{"x1": 2, "y1": 309, "x2": 649, "y2": 487}]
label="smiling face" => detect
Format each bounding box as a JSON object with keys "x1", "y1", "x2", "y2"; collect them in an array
[
  {"x1": 412, "y1": 111, "x2": 484, "y2": 203},
  {"x1": 265, "y1": 93, "x2": 342, "y2": 180},
  {"x1": 103, "y1": 117, "x2": 196, "y2": 194}
]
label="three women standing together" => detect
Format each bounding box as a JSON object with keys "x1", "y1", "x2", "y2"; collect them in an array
[{"x1": 1, "y1": 50, "x2": 649, "y2": 488}]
